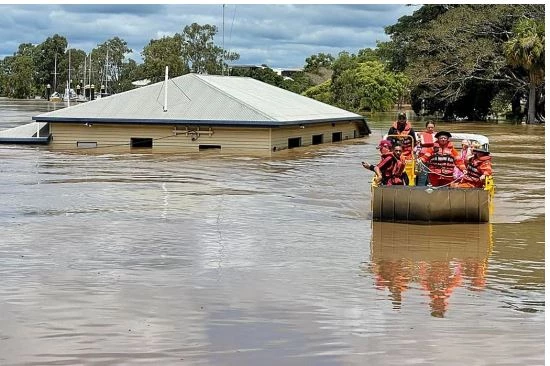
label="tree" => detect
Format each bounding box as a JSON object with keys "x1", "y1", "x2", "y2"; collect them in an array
[
  {"x1": 142, "y1": 34, "x2": 186, "y2": 82},
  {"x1": 332, "y1": 59, "x2": 410, "y2": 112},
  {"x1": 381, "y1": 4, "x2": 544, "y2": 120},
  {"x1": 303, "y1": 79, "x2": 332, "y2": 104},
  {"x1": 304, "y1": 53, "x2": 334, "y2": 73},
  {"x1": 8, "y1": 54, "x2": 35, "y2": 98},
  {"x1": 91, "y1": 37, "x2": 133, "y2": 94},
  {"x1": 34, "y1": 34, "x2": 68, "y2": 93},
  {"x1": 504, "y1": 18, "x2": 545, "y2": 123},
  {"x1": 181, "y1": 23, "x2": 239, "y2": 74}
]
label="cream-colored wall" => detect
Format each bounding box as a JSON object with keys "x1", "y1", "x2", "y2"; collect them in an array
[
  {"x1": 270, "y1": 120, "x2": 361, "y2": 151},
  {"x1": 49, "y1": 120, "x2": 363, "y2": 153},
  {"x1": 50, "y1": 123, "x2": 272, "y2": 152}
]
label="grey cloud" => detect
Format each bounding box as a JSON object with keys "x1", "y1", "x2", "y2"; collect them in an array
[{"x1": 0, "y1": 4, "x2": 415, "y2": 68}]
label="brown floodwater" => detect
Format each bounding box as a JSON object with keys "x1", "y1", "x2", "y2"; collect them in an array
[{"x1": 0, "y1": 99, "x2": 544, "y2": 365}]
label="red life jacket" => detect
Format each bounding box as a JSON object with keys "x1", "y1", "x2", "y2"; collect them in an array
[
  {"x1": 378, "y1": 152, "x2": 405, "y2": 185},
  {"x1": 419, "y1": 131, "x2": 435, "y2": 147},
  {"x1": 418, "y1": 131, "x2": 435, "y2": 159}
]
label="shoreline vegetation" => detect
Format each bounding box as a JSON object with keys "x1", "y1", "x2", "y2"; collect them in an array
[{"x1": 0, "y1": 5, "x2": 544, "y2": 124}]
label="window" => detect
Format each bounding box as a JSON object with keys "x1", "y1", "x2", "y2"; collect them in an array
[
  {"x1": 131, "y1": 138, "x2": 153, "y2": 148},
  {"x1": 77, "y1": 141, "x2": 97, "y2": 148},
  {"x1": 288, "y1": 137, "x2": 302, "y2": 149},
  {"x1": 312, "y1": 134, "x2": 324, "y2": 145},
  {"x1": 332, "y1": 132, "x2": 342, "y2": 142},
  {"x1": 199, "y1": 144, "x2": 221, "y2": 150}
]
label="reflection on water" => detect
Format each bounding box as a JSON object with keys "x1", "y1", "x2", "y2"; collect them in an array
[{"x1": 368, "y1": 222, "x2": 492, "y2": 318}]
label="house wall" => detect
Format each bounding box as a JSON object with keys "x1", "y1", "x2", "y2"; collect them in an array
[
  {"x1": 49, "y1": 120, "x2": 362, "y2": 153},
  {"x1": 270, "y1": 120, "x2": 361, "y2": 151},
  {"x1": 49, "y1": 123, "x2": 272, "y2": 153}
]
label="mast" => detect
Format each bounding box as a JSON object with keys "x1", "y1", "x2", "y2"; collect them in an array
[
  {"x1": 103, "y1": 48, "x2": 109, "y2": 95},
  {"x1": 222, "y1": 4, "x2": 225, "y2": 76},
  {"x1": 52, "y1": 53, "x2": 58, "y2": 91}
]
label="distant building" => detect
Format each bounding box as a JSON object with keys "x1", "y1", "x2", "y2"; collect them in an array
[
  {"x1": 272, "y1": 67, "x2": 304, "y2": 80},
  {"x1": 33, "y1": 73, "x2": 370, "y2": 154}
]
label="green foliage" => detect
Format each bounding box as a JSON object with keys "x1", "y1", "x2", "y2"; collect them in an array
[
  {"x1": 504, "y1": 17, "x2": 545, "y2": 123},
  {"x1": 8, "y1": 54, "x2": 35, "y2": 98},
  {"x1": 304, "y1": 53, "x2": 334, "y2": 73},
  {"x1": 303, "y1": 79, "x2": 332, "y2": 104},
  {"x1": 331, "y1": 60, "x2": 409, "y2": 112},
  {"x1": 230, "y1": 66, "x2": 284, "y2": 86},
  {"x1": 142, "y1": 35, "x2": 186, "y2": 82},
  {"x1": 181, "y1": 23, "x2": 239, "y2": 75},
  {"x1": 381, "y1": 4, "x2": 545, "y2": 120},
  {"x1": 91, "y1": 37, "x2": 133, "y2": 94}
]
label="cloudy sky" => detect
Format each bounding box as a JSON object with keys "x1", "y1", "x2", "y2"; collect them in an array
[{"x1": 0, "y1": 3, "x2": 416, "y2": 68}]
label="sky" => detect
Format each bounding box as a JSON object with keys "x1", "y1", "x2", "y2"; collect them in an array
[{"x1": 0, "y1": 3, "x2": 417, "y2": 69}]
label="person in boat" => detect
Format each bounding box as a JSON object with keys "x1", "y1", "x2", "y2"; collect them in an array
[
  {"x1": 415, "y1": 120, "x2": 436, "y2": 186},
  {"x1": 392, "y1": 143, "x2": 410, "y2": 185},
  {"x1": 451, "y1": 147, "x2": 493, "y2": 188},
  {"x1": 419, "y1": 131, "x2": 466, "y2": 187},
  {"x1": 387, "y1": 112, "x2": 416, "y2": 159},
  {"x1": 453, "y1": 139, "x2": 472, "y2": 179},
  {"x1": 362, "y1": 139, "x2": 406, "y2": 186}
]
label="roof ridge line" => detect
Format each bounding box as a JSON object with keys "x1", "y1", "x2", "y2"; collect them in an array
[{"x1": 192, "y1": 74, "x2": 275, "y2": 121}]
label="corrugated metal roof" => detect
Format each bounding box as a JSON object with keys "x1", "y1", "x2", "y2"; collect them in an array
[{"x1": 33, "y1": 74, "x2": 364, "y2": 126}]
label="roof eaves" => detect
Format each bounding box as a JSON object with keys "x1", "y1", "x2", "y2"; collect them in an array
[{"x1": 32, "y1": 115, "x2": 365, "y2": 127}]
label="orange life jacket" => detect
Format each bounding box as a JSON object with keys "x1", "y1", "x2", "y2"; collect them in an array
[
  {"x1": 424, "y1": 142, "x2": 464, "y2": 177},
  {"x1": 390, "y1": 121, "x2": 414, "y2": 157},
  {"x1": 461, "y1": 155, "x2": 492, "y2": 187}
]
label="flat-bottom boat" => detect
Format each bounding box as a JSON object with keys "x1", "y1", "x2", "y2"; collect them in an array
[{"x1": 372, "y1": 133, "x2": 495, "y2": 223}]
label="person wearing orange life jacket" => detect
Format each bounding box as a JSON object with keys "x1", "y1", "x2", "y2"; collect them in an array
[
  {"x1": 387, "y1": 112, "x2": 416, "y2": 159},
  {"x1": 362, "y1": 140, "x2": 406, "y2": 186},
  {"x1": 415, "y1": 120, "x2": 436, "y2": 186},
  {"x1": 420, "y1": 131, "x2": 466, "y2": 187},
  {"x1": 451, "y1": 147, "x2": 492, "y2": 188}
]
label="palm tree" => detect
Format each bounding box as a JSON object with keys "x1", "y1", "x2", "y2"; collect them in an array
[{"x1": 504, "y1": 18, "x2": 545, "y2": 124}]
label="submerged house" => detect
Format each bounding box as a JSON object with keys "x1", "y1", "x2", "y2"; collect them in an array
[{"x1": 33, "y1": 73, "x2": 371, "y2": 153}]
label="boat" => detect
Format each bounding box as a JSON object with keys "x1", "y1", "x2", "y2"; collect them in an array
[
  {"x1": 63, "y1": 85, "x2": 78, "y2": 102},
  {"x1": 371, "y1": 132, "x2": 495, "y2": 223},
  {"x1": 49, "y1": 91, "x2": 62, "y2": 103}
]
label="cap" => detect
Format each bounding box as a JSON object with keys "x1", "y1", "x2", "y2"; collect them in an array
[
  {"x1": 378, "y1": 139, "x2": 392, "y2": 149},
  {"x1": 435, "y1": 131, "x2": 452, "y2": 139},
  {"x1": 397, "y1": 112, "x2": 407, "y2": 120}
]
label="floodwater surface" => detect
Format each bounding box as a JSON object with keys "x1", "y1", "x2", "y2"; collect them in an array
[{"x1": 0, "y1": 99, "x2": 545, "y2": 365}]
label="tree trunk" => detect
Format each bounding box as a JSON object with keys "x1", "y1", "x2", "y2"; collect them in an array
[{"x1": 527, "y1": 81, "x2": 536, "y2": 124}]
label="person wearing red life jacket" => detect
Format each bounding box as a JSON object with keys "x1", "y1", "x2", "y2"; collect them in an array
[
  {"x1": 415, "y1": 120, "x2": 436, "y2": 186},
  {"x1": 451, "y1": 147, "x2": 493, "y2": 188},
  {"x1": 362, "y1": 140, "x2": 406, "y2": 186},
  {"x1": 387, "y1": 112, "x2": 416, "y2": 159},
  {"x1": 420, "y1": 131, "x2": 466, "y2": 187}
]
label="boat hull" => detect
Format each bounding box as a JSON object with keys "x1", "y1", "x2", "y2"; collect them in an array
[{"x1": 372, "y1": 185, "x2": 492, "y2": 223}]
